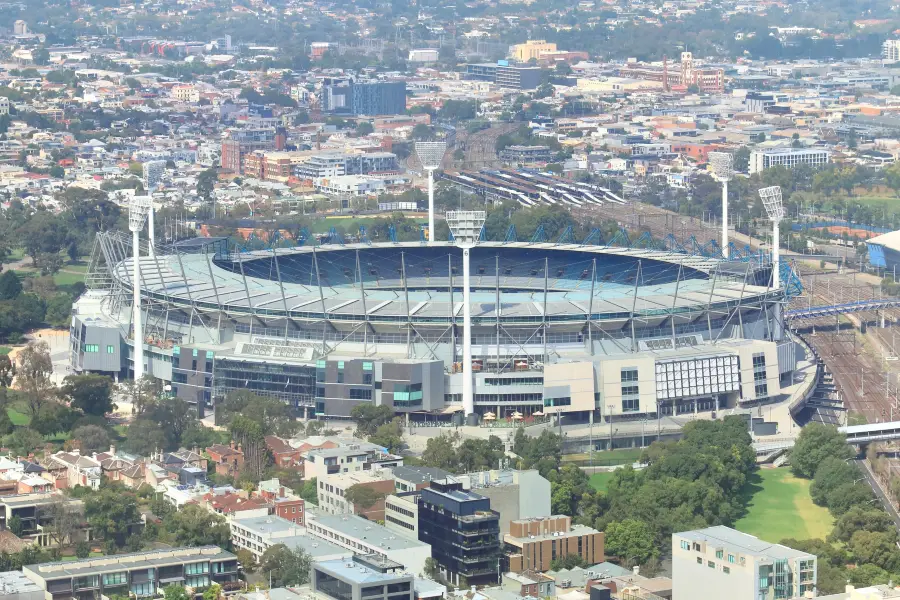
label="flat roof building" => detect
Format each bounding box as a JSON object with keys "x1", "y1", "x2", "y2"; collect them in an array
[
  {"x1": 307, "y1": 514, "x2": 431, "y2": 577},
  {"x1": 503, "y1": 515, "x2": 604, "y2": 573},
  {"x1": 672, "y1": 526, "x2": 816, "y2": 600},
  {"x1": 0, "y1": 571, "x2": 43, "y2": 600},
  {"x1": 231, "y1": 515, "x2": 349, "y2": 562},
  {"x1": 749, "y1": 148, "x2": 830, "y2": 174},
  {"x1": 311, "y1": 555, "x2": 413, "y2": 600},
  {"x1": 23, "y1": 546, "x2": 239, "y2": 600}
]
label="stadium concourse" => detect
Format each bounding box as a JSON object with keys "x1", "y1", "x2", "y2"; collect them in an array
[{"x1": 70, "y1": 229, "x2": 796, "y2": 428}]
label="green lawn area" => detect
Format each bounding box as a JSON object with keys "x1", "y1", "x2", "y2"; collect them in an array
[
  {"x1": 735, "y1": 468, "x2": 833, "y2": 543},
  {"x1": 0, "y1": 347, "x2": 10, "y2": 356},
  {"x1": 589, "y1": 471, "x2": 616, "y2": 492},
  {"x1": 562, "y1": 447, "x2": 644, "y2": 466},
  {"x1": 7, "y1": 407, "x2": 29, "y2": 427},
  {"x1": 53, "y1": 270, "x2": 87, "y2": 287}
]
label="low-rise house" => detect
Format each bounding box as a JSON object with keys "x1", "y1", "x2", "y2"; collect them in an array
[{"x1": 206, "y1": 443, "x2": 244, "y2": 478}]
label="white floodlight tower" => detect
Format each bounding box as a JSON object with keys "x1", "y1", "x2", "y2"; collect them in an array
[
  {"x1": 709, "y1": 152, "x2": 734, "y2": 258},
  {"x1": 758, "y1": 186, "x2": 785, "y2": 289},
  {"x1": 128, "y1": 196, "x2": 151, "y2": 380},
  {"x1": 415, "y1": 141, "x2": 447, "y2": 242},
  {"x1": 446, "y1": 210, "x2": 486, "y2": 418}
]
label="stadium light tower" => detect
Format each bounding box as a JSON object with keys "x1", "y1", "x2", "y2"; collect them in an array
[
  {"x1": 709, "y1": 152, "x2": 734, "y2": 258},
  {"x1": 415, "y1": 141, "x2": 447, "y2": 242},
  {"x1": 758, "y1": 186, "x2": 785, "y2": 289},
  {"x1": 128, "y1": 196, "x2": 151, "y2": 380},
  {"x1": 446, "y1": 210, "x2": 486, "y2": 419}
]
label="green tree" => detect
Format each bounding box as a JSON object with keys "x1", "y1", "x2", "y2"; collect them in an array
[
  {"x1": 166, "y1": 504, "x2": 230, "y2": 547},
  {"x1": 344, "y1": 484, "x2": 387, "y2": 512},
  {"x1": 75, "y1": 540, "x2": 91, "y2": 559},
  {"x1": 163, "y1": 585, "x2": 190, "y2": 600},
  {"x1": 350, "y1": 404, "x2": 394, "y2": 437},
  {"x1": 0, "y1": 271, "x2": 22, "y2": 300},
  {"x1": 197, "y1": 168, "x2": 218, "y2": 201},
  {"x1": 550, "y1": 554, "x2": 588, "y2": 570},
  {"x1": 7, "y1": 516, "x2": 22, "y2": 537},
  {"x1": 61, "y1": 374, "x2": 115, "y2": 416},
  {"x1": 84, "y1": 485, "x2": 141, "y2": 546},
  {"x1": 830, "y1": 507, "x2": 895, "y2": 543},
  {"x1": 123, "y1": 418, "x2": 167, "y2": 456},
  {"x1": 790, "y1": 423, "x2": 854, "y2": 479},
  {"x1": 300, "y1": 477, "x2": 318, "y2": 505},
  {"x1": 72, "y1": 425, "x2": 111, "y2": 453},
  {"x1": 604, "y1": 519, "x2": 656, "y2": 565},
  {"x1": 202, "y1": 583, "x2": 221, "y2": 600},
  {"x1": 369, "y1": 418, "x2": 404, "y2": 453},
  {"x1": 259, "y1": 545, "x2": 311, "y2": 587},
  {"x1": 356, "y1": 122, "x2": 374, "y2": 136},
  {"x1": 810, "y1": 457, "x2": 858, "y2": 506},
  {"x1": 236, "y1": 549, "x2": 256, "y2": 573}
]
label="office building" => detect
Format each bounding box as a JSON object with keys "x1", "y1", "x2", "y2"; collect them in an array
[
  {"x1": 294, "y1": 152, "x2": 398, "y2": 180},
  {"x1": 389, "y1": 466, "x2": 453, "y2": 493},
  {"x1": 503, "y1": 516, "x2": 604, "y2": 573},
  {"x1": 455, "y1": 470, "x2": 551, "y2": 537},
  {"x1": 384, "y1": 493, "x2": 419, "y2": 538},
  {"x1": 884, "y1": 40, "x2": 900, "y2": 62},
  {"x1": 307, "y1": 513, "x2": 431, "y2": 576},
  {"x1": 749, "y1": 148, "x2": 830, "y2": 174},
  {"x1": 22, "y1": 547, "x2": 239, "y2": 599},
  {"x1": 418, "y1": 479, "x2": 500, "y2": 587},
  {"x1": 409, "y1": 49, "x2": 439, "y2": 63},
  {"x1": 509, "y1": 40, "x2": 557, "y2": 62},
  {"x1": 499, "y1": 145, "x2": 553, "y2": 164},
  {"x1": 672, "y1": 526, "x2": 816, "y2": 600},
  {"x1": 745, "y1": 92, "x2": 790, "y2": 114},
  {"x1": 465, "y1": 62, "x2": 544, "y2": 90},
  {"x1": 311, "y1": 555, "x2": 414, "y2": 600},
  {"x1": 142, "y1": 161, "x2": 166, "y2": 192},
  {"x1": 321, "y1": 82, "x2": 407, "y2": 116}
]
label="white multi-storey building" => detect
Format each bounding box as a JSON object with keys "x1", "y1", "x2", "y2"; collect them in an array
[
  {"x1": 884, "y1": 39, "x2": 900, "y2": 62},
  {"x1": 749, "y1": 148, "x2": 830, "y2": 174}
]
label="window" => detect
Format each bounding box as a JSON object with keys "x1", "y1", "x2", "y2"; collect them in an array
[
  {"x1": 103, "y1": 573, "x2": 127, "y2": 586},
  {"x1": 544, "y1": 397, "x2": 572, "y2": 407},
  {"x1": 363, "y1": 373, "x2": 373, "y2": 384},
  {"x1": 708, "y1": 561, "x2": 715, "y2": 569},
  {"x1": 728, "y1": 554, "x2": 735, "y2": 564},
  {"x1": 723, "y1": 566, "x2": 730, "y2": 574},
  {"x1": 83, "y1": 344, "x2": 99, "y2": 353},
  {"x1": 696, "y1": 557, "x2": 702, "y2": 564},
  {"x1": 621, "y1": 368, "x2": 639, "y2": 382},
  {"x1": 315, "y1": 570, "x2": 353, "y2": 600},
  {"x1": 755, "y1": 382, "x2": 768, "y2": 398},
  {"x1": 107, "y1": 345, "x2": 115, "y2": 354},
  {"x1": 715, "y1": 550, "x2": 723, "y2": 559},
  {"x1": 680, "y1": 541, "x2": 690, "y2": 551},
  {"x1": 693, "y1": 543, "x2": 701, "y2": 551},
  {"x1": 622, "y1": 398, "x2": 639, "y2": 412},
  {"x1": 350, "y1": 388, "x2": 372, "y2": 400}
]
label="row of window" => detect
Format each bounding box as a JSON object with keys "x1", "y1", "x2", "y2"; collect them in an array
[
  {"x1": 83, "y1": 344, "x2": 116, "y2": 354},
  {"x1": 385, "y1": 514, "x2": 416, "y2": 531}
]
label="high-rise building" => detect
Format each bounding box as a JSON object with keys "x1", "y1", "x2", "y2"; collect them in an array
[
  {"x1": 321, "y1": 81, "x2": 407, "y2": 116},
  {"x1": 142, "y1": 160, "x2": 167, "y2": 192},
  {"x1": 418, "y1": 478, "x2": 501, "y2": 587},
  {"x1": 884, "y1": 39, "x2": 900, "y2": 62},
  {"x1": 13, "y1": 21, "x2": 27, "y2": 36},
  {"x1": 672, "y1": 526, "x2": 816, "y2": 600}
]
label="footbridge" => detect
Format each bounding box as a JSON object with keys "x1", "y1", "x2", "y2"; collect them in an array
[{"x1": 785, "y1": 299, "x2": 900, "y2": 321}]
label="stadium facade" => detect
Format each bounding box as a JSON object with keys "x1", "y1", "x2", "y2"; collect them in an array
[{"x1": 70, "y1": 233, "x2": 795, "y2": 422}]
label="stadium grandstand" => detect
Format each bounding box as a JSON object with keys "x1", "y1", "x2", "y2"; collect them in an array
[{"x1": 71, "y1": 223, "x2": 797, "y2": 425}]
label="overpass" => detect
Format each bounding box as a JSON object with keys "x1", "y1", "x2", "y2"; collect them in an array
[
  {"x1": 839, "y1": 421, "x2": 900, "y2": 444},
  {"x1": 785, "y1": 298, "x2": 900, "y2": 321}
]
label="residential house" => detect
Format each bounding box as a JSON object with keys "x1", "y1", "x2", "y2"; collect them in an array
[{"x1": 206, "y1": 443, "x2": 244, "y2": 478}]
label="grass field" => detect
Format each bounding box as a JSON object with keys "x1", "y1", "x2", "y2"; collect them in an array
[
  {"x1": 7, "y1": 407, "x2": 29, "y2": 427},
  {"x1": 735, "y1": 468, "x2": 833, "y2": 543},
  {"x1": 562, "y1": 447, "x2": 644, "y2": 466},
  {"x1": 589, "y1": 471, "x2": 616, "y2": 492},
  {"x1": 0, "y1": 347, "x2": 10, "y2": 356},
  {"x1": 53, "y1": 270, "x2": 87, "y2": 287}
]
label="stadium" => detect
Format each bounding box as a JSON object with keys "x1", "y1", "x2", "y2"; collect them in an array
[{"x1": 70, "y1": 225, "x2": 798, "y2": 425}]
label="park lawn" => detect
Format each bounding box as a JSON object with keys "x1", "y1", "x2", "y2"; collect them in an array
[
  {"x1": 562, "y1": 447, "x2": 644, "y2": 466},
  {"x1": 7, "y1": 407, "x2": 29, "y2": 426},
  {"x1": 0, "y1": 347, "x2": 10, "y2": 356},
  {"x1": 589, "y1": 471, "x2": 616, "y2": 492},
  {"x1": 735, "y1": 468, "x2": 833, "y2": 543}
]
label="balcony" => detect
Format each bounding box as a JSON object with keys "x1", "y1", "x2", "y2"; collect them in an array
[{"x1": 47, "y1": 581, "x2": 73, "y2": 594}]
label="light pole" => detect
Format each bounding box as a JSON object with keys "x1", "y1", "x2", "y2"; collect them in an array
[
  {"x1": 607, "y1": 404, "x2": 614, "y2": 451},
  {"x1": 446, "y1": 210, "x2": 486, "y2": 420},
  {"x1": 145, "y1": 197, "x2": 156, "y2": 258},
  {"x1": 709, "y1": 152, "x2": 734, "y2": 258},
  {"x1": 128, "y1": 196, "x2": 151, "y2": 380},
  {"x1": 759, "y1": 186, "x2": 785, "y2": 289},
  {"x1": 415, "y1": 142, "x2": 447, "y2": 242}
]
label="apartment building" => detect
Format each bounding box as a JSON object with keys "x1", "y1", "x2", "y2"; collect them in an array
[
  {"x1": 384, "y1": 493, "x2": 418, "y2": 539},
  {"x1": 302, "y1": 443, "x2": 402, "y2": 481},
  {"x1": 294, "y1": 152, "x2": 398, "y2": 180},
  {"x1": 503, "y1": 516, "x2": 605, "y2": 573},
  {"x1": 230, "y1": 515, "x2": 346, "y2": 562},
  {"x1": 306, "y1": 514, "x2": 431, "y2": 576},
  {"x1": 22, "y1": 547, "x2": 239, "y2": 599},
  {"x1": 0, "y1": 98, "x2": 9, "y2": 116},
  {"x1": 418, "y1": 479, "x2": 500, "y2": 587},
  {"x1": 318, "y1": 471, "x2": 395, "y2": 520},
  {"x1": 672, "y1": 526, "x2": 816, "y2": 600},
  {"x1": 749, "y1": 148, "x2": 830, "y2": 174}
]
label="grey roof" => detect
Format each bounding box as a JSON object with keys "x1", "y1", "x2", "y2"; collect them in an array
[
  {"x1": 277, "y1": 535, "x2": 350, "y2": 559},
  {"x1": 0, "y1": 570, "x2": 43, "y2": 594},
  {"x1": 311, "y1": 514, "x2": 429, "y2": 551},
  {"x1": 24, "y1": 547, "x2": 236, "y2": 580},
  {"x1": 675, "y1": 526, "x2": 815, "y2": 561},
  {"x1": 389, "y1": 466, "x2": 452, "y2": 485},
  {"x1": 315, "y1": 557, "x2": 409, "y2": 585},
  {"x1": 232, "y1": 515, "x2": 300, "y2": 536}
]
